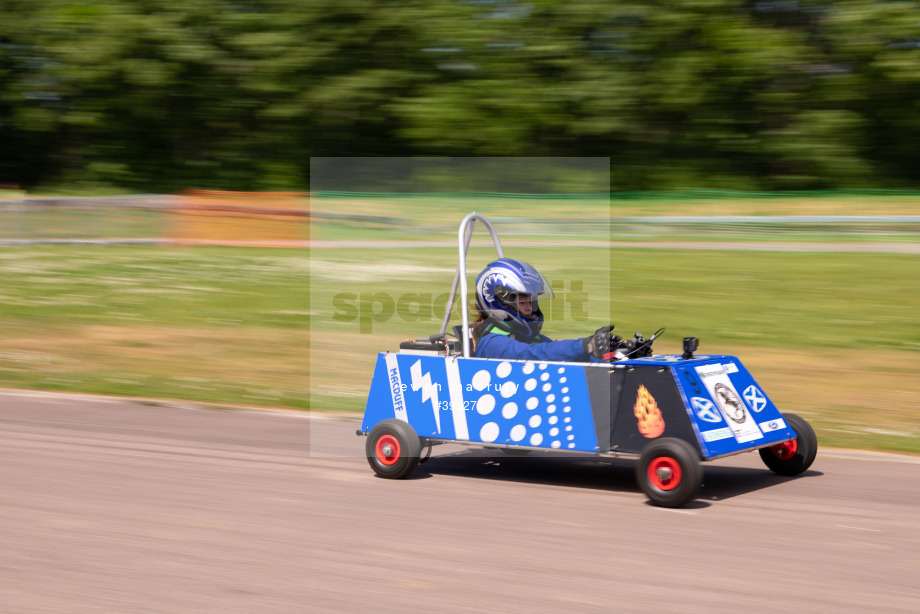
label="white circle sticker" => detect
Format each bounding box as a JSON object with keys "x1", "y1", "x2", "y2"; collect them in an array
[{"x1": 480, "y1": 422, "x2": 499, "y2": 443}]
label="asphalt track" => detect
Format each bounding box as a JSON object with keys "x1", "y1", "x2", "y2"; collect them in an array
[{"x1": 2, "y1": 391, "x2": 919, "y2": 614}]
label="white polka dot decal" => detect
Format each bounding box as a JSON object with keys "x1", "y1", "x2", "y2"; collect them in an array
[
  {"x1": 457, "y1": 359, "x2": 589, "y2": 451},
  {"x1": 472, "y1": 370, "x2": 491, "y2": 391}
]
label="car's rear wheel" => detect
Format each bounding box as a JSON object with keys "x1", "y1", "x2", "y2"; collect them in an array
[
  {"x1": 759, "y1": 413, "x2": 817, "y2": 476},
  {"x1": 636, "y1": 438, "x2": 702, "y2": 508},
  {"x1": 366, "y1": 419, "x2": 421, "y2": 479}
]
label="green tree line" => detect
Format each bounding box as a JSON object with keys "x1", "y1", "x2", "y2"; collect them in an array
[{"x1": 2, "y1": 0, "x2": 919, "y2": 192}]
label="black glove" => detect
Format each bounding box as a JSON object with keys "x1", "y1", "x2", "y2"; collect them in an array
[{"x1": 582, "y1": 325, "x2": 621, "y2": 360}]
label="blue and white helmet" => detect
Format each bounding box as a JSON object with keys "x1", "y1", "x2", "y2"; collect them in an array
[{"x1": 475, "y1": 258, "x2": 554, "y2": 338}]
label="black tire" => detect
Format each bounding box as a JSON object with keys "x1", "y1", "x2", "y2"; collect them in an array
[
  {"x1": 759, "y1": 413, "x2": 818, "y2": 476},
  {"x1": 636, "y1": 438, "x2": 702, "y2": 508},
  {"x1": 366, "y1": 419, "x2": 421, "y2": 479}
]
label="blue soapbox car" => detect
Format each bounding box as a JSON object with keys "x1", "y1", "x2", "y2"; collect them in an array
[{"x1": 358, "y1": 214, "x2": 817, "y2": 507}]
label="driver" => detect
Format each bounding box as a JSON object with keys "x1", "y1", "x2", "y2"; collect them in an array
[{"x1": 470, "y1": 258, "x2": 645, "y2": 362}]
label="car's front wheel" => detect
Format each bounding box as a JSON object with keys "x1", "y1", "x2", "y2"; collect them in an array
[{"x1": 636, "y1": 438, "x2": 702, "y2": 508}]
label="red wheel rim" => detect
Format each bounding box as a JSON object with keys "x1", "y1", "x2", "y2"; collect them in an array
[
  {"x1": 648, "y1": 457, "x2": 682, "y2": 491},
  {"x1": 376, "y1": 434, "x2": 401, "y2": 466},
  {"x1": 769, "y1": 439, "x2": 798, "y2": 461}
]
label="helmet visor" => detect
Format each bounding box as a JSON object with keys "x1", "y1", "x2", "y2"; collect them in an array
[{"x1": 501, "y1": 269, "x2": 555, "y2": 300}]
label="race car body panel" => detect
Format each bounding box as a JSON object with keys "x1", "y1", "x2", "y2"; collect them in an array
[
  {"x1": 610, "y1": 355, "x2": 795, "y2": 458},
  {"x1": 362, "y1": 353, "x2": 602, "y2": 452},
  {"x1": 361, "y1": 352, "x2": 795, "y2": 459}
]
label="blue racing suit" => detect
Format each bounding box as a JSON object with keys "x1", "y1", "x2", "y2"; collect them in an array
[{"x1": 473, "y1": 320, "x2": 595, "y2": 362}]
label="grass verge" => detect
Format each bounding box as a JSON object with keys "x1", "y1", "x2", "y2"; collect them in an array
[{"x1": 0, "y1": 241, "x2": 917, "y2": 455}]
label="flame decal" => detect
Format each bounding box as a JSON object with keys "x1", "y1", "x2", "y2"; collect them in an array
[{"x1": 634, "y1": 385, "x2": 665, "y2": 438}]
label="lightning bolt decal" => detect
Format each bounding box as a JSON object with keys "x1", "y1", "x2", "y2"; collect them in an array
[{"x1": 410, "y1": 359, "x2": 441, "y2": 433}]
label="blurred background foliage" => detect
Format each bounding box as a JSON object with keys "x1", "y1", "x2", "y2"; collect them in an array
[{"x1": 2, "y1": 0, "x2": 920, "y2": 192}]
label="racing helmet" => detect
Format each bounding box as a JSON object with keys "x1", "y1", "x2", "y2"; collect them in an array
[{"x1": 475, "y1": 258, "x2": 554, "y2": 338}]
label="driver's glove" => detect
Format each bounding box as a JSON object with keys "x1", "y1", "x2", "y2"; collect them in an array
[{"x1": 583, "y1": 325, "x2": 620, "y2": 359}]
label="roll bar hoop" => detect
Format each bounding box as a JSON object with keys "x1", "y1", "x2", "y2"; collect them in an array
[{"x1": 438, "y1": 213, "x2": 505, "y2": 357}]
